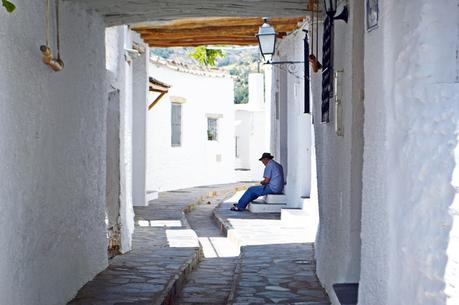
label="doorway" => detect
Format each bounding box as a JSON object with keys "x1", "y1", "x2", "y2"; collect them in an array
[{"x1": 106, "y1": 89, "x2": 121, "y2": 258}]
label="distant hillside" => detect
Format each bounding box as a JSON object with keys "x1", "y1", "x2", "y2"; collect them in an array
[{"x1": 150, "y1": 47, "x2": 263, "y2": 104}]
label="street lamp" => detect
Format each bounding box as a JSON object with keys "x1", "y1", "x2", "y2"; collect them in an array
[
  {"x1": 256, "y1": 18, "x2": 310, "y2": 114},
  {"x1": 256, "y1": 17, "x2": 276, "y2": 62},
  {"x1": 323, "y1": 0, "x2": 337, "y2": 16},
  {"x1": 323, "y1": 0, "x2": 348, "y2": 23}
]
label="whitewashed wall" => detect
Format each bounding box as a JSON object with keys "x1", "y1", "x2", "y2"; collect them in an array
[
  {"x1": 271, "y1": 28, "x2": 313, "y2": 207},
  {"x1": 360, "y1": 1, "x2": 459, "y2": 304},
  {"x1": 105, "y1": 26, "x2": 135, "y2": 253},
  {"x1": 0, "y1": 1, "x2": 107, "y2": 304},
  {"x1": 131, "y1": 33, "x2": 149, "y2": 207},
  {"x1": 307, "y1": 2, "x2": 365, "y2": 303},
  {"x1": 146, "y1": 60, "x2": 236, "y2": 192},
  {"x1": 234, "y1": 73, "x2": 267, "y2": 182},
  {"x1": 234, "y1": 109, "x2": 252, "y2": 170},
  {"x1": 448, "y1": 143, "x2": 459, "y2": 304},
  {"x1": 264, "y1": 66, "x2": 273, "y2": 152}
]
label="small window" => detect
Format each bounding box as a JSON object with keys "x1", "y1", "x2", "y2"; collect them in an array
[
  {"x1": 235, "y1": 136, "x2": 239, "y2": 158},
  {"x1": 207, "y1": 118, "x2": 218, "y2": 141},
  {"x1": 171, "y1": 103, "x2": 182, "y2": 146}
]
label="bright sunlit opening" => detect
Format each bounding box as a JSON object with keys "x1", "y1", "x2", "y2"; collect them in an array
[{"x1": 137, "y1": 220, "x2": 183, "y2": 227}]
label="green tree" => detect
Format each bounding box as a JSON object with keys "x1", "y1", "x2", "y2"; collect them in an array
[
  {"x1": 188, "y1": 46, "x2": 224, "y2": 67},
  {"x1": 234, "y1": 82, "x2": 249, "y2": 104},
  {"x1": 230, "y1": 66, "x2": 250, "y2": 104},
  {"x1": 2, "y1": 0, "x2": 15, "y2": 13}
]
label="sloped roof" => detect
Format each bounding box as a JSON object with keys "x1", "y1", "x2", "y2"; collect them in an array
[{"x1": 149, "y1": 77, "x2": 171, "y2": 91}]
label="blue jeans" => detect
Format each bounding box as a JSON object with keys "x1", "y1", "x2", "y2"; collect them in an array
[{"x1": 236, "y1": 185, "x2": 273, "y2": 209}]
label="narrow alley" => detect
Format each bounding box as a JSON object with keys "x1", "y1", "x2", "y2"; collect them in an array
[
  {"x1": 1, "y1": 1, "x2": 457, "y2": 305},
  {"x1": 70, "y1": 184, "x2": 330, "y2": 304}
]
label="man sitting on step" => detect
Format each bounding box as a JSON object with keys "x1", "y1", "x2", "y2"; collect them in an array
[{"x1": 231, "y1": 152, "x2": 285, "y2": 211}]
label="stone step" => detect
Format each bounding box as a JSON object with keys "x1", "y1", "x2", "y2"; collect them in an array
[
  {"x1": 248, "y1": 201, "x2": 286, "y2": 213},
  {"x1": 69, "y1": 183, "x2": 250, "y2": 305},
  {"x1": 146, "y1": 190, "x2": 159, "y2": 204},
  {"x1": 264, "y1": 193, "x2": 287, "y2": 204},
  {"x1": 212, "y1": 195, "x2": 330, "y2": 305},
  {"x1": 176, "y1": 191, "x2": 240, "y2": 305}
]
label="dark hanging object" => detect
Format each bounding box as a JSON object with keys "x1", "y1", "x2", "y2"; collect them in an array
[
  {"x1": 304, "y1": 30, "x2": 310, "y2": 114},
  {"x1": 309, "y1": 54, "x2": 322, "y2": 73},
  {"x1": 321, "y1": 15, "x2": 333, "y2": 123},
  {"x1": 309, "y1": 0, "x2": 322, "y2": 73}
]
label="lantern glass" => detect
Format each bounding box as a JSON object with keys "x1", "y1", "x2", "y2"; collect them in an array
[
  {"x1": 323, "y1": 0, "x2": 336, "y2": 15},
  {"x1": 256, "y1": 19, "x2": 277, "y2": 61}
]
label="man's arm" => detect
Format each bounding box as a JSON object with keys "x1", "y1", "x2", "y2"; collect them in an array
[
  {"x1": 262, "y1": 162, "x2": 273, "y2": 185},
  {"x1": 260, "y1": 177, "x2": 271, "y2": 185}
]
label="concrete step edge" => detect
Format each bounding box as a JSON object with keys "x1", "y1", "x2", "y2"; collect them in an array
[
  {"x1": 158, "y1": 184, "x2": 244, "y2": 305},
  {"x1": 152, "y1": 248, "x2": 203, "y2": 305}
]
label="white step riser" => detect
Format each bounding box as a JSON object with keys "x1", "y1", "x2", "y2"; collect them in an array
[
  {"x1": 145, "y1": 191, "x2": 159, "y2": 204},
  {"x1": 249, "y1": 203, "x2": 286, "y2": 213},
  {"x1": 264, "y1": 194, "x2": 287, "y2": 204}
]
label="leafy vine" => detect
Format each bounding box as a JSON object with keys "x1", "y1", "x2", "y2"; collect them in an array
[{"x1": 2, "y1": 0, "x2": 15, "y2": 13}]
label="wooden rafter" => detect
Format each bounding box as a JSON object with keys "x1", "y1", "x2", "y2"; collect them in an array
[
  {"x1": 148, "y1": 91, "x2": 167, "y2": 110},
  {"x1": 148, "y1": 77, "x2": 170, "y2": 110},
  {"x1": 144, "y1": 38, "x2": 261, "y2": 47},
  {"x1": 145, "y1": 41, "x2": 258, "y2": 47},
  {"x1": 138, "y1": 25, "x2": 295, "y2": 40},
  {"x1": 131, "y1": 16, "x2": 305, "y2": 48},
  {"x1": 132, "y1": 17, "x2": 305, "y2": 31}
]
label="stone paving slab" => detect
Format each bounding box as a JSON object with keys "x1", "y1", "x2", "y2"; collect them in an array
[
  {"x1": 176, "y1": 257, "x2": 238, "y2": 305},
  {"x1": 228, "y1": 244, "x2": 330, "y2": 305},
  {"x1": 214, "y1": 199, "x2": 314, "y2": 249},
  {"x1": 69, "y1": 183, "x2": 247, "y2": 305},
  {"x1": 175, "y1": 190, "x2": 242, "y2": 305},
  {"x1": 213, "y1": 192, "x2": 331, "y2": 305}
]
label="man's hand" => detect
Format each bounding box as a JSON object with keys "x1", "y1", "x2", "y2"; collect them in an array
[{"x1": 260, "y1": 177, "x2": 270, "y2": 185}]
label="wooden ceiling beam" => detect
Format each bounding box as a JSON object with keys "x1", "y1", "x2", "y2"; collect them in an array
[
  {"x1": 145, "y1": 38, "x2": 260, "y2": 47},
  {"x1": 147, "y1": 42, "x2": 258, "y2": 47},
  {"x1": 143, "y1": 35, "x2": 260, "y2": 41},
  {"x1": 145, "y1": 37, "x2": 279, "y2": 44},
  {"x1": 139, "y1": 27, "x2": 294, "y2": 40},
  {"x1": 145, "y1": 38, "x2": 259, "y2": 44},
  {"x1": 131, "y1": 16, "x2": 304, "y2": 31},
  {"x1": 136, "y1": 24, "x2": 297, "y2": 35},
  {"x1": 132, "y1": 16, "x2": 302, "y2": 48},
  {"x1": 143, "y1": 32, "x2": 288, "y2": 47}
]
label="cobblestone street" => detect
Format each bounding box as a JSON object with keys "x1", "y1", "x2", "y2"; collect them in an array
[{"x1": 69, "y1": 184, "x2": 330, "y2": 305}]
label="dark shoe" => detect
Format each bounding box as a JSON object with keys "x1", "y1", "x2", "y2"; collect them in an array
[{"x1": 230, "y1": 206, "x2": 243, "y2": 212}]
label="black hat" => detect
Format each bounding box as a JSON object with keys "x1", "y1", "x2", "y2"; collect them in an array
[{"x1": 259, "y1": 152, "x2": 274, "y2": 161}]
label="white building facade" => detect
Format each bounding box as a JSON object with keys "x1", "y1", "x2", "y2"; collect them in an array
[
  {"x1": 234, "y1": 72, "x2": 269, "y2": 182},
  {"x1": 269, "y1": 29, "x2": 313, "y2": 208},
  {"x1": 146, "y1": 57, "x2": 237, "y2": 192},
  {"x1": 270, "y1": 1, "x2": 459, "y2": 304}
]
